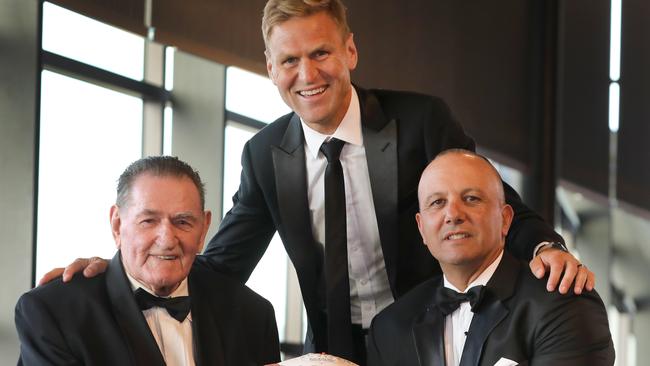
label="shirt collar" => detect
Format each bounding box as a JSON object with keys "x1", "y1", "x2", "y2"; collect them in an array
[
  {"x1": 443, "y1": 250, "x2": 504, "y2": 293},
  {"x1": 301, "y1": 86, "x2": 362, "y2": 159},
  {"x1": 126, "y1": 271, "x2": 189, "y2": 298}
]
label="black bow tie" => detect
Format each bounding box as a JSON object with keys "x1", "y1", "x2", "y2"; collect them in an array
[
  {"x1": 435, "y1": 285, "x2": 485, "y2": 315},
  {"x1": 134, "y1": 288, "x2": 191, "y2": 322}
]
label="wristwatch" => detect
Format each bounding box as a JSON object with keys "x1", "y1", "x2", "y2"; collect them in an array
[{"x1": 535, "y1": 241, "x2": 568, "y2": 256}]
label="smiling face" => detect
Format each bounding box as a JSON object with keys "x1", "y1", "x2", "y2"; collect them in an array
[
  {"x1": 110, "y1": 173, "x2": 211, "y2": 296},
  {"x1": 416, "y1": 152, "x2": 513, "y2": 282},
  {"x1": 265, "y1": 11, "x2": 358, "y2": 135}
]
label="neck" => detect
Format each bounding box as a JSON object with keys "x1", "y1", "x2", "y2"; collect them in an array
[
  {"x1": 302, "y1": 85, "x2": 353, "y2": 135},
  {"x1": 442, "y1": 248, "x2": 503, "y2": 292}
]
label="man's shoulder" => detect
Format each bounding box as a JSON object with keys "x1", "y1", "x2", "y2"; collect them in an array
[
  {"x1": 16, "y1": 272, "x2": 108, "y2": 312},
  {"x1": 373, "y1": 276, "x2": 440, "y2": 326},
  {"x1": 363, "y1": 87, "x2": 449, "y2": 113},
  {"x1": 510, "y1": 262, "x2": 607, "y2": 314},
  {"x1": 247, "y1": 112, "x2": 294, "y2": 144}
]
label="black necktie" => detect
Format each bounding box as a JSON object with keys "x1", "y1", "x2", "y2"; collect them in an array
[
  {"x1": 134, "y1": 288, "x2": 191, "y2": 322},
  {"x1": 435, "y1": 285, "x2": 485, "y2": 316},
  {"x1": 320, "y1": 138, "x2": 355, "y2": 360}
]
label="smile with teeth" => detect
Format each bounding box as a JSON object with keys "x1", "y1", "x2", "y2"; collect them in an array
[
  {"x1": 445, "y1": 233, "x2": 470, "y2": 240},
  {"x1": 299, "y1": 86, "x2": 326, "y2": 97},
  {"x1": 154, "y1": 255, "x2": 178, "y2": 260}
]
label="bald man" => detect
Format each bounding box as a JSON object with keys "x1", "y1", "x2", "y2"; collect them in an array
[{"x1": 367, "y1": 150, "x2": 614, "y2": 366}]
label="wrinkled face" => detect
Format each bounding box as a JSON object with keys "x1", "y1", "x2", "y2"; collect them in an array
[
  {"x1": 415, "y1": 153, "x2": 513, "y2": 273},
  {"x1": 110, "y1": 173, "x2": 211, "y2": 296},
  {"x1": 265, "y1": 11, "x2": 358, "y2": 135}
]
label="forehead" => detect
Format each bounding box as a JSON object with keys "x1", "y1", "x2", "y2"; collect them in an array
[
  {"x1": 126, "y1": 174, "x2": 201, "y2": 209},
  {"x1": 420, "y1": 154, "x2": 500, "y2": 196},
  {"x1": 267, "y1": 12, "x2": 344, "y2": 52}
]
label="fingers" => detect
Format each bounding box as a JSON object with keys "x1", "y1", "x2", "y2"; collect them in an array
[
  {"x1": 528, "y1": 255, "x2": 546, "y2": 279},
  {"x1": 62, "y1": 258, "x2": 92, "y2": 282},
  {"x1": 544, "y1": 259, "x2": 565, "y2": 293},
  {"x1": 82, "y1": 257, "x2": 110, "y2": 278},
  {"x1": 37, "y1": 268, "x2": 65, "y2": 286},
  {"x1": 557, "y1": 260, "x2": 579, "y2": 295},
  {"x1": 573, "y1": 264, "x2": 596, "y2": 294}
]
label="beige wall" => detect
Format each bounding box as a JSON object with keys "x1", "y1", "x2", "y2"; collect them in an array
[{"x1": 0, "y1": 0, "x2": 39, "y2": 362}]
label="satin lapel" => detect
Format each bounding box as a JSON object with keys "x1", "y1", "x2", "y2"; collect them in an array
[
  {"x1": 272, "y1": 113, "x2": 327, "y2": 349},
  {"x1": 106, "y1": 252, "x2": 166, "y2": 366},
  {"x1": 271, "y1": 113, "x2": 317, "y2": 262},
  {"x1": 358, "y1": 87, "x2": 399, "y2": 289},
  {"x1": 188, "y1": 271, "x2": 225, "y2": 366},
  {"x1": 459, "y1": 253, "x2": 520, "y2": 366},
  {"x1": 412, "y1": 305, "x2": 446, "y2": 366}
]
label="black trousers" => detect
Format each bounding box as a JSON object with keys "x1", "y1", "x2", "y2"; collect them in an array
[{"x1": 351, "y1": 324, "x2": 368, "y2": 366}]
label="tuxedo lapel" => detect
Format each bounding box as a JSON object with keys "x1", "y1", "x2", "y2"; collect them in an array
[
  {"x1": 271, "y1": 114, "x2": 327, "y2": 348},
  {"x1": 188, "y1": 271, "x2": 226, "y2": 366},
  {"x1": 357, "y1": 87, "x2": 399, "y2": 289},
  {"x1": 271, "y1": 113, "x2": 319, "y2": 261},
  {"x1": 459, "y1": 253, "x2": 520, "y2": 366},
  {"x1": 106, "y1": 252, "x2": 166, "y2": 366},
  {"x1": 412, "y1": 304, "x2": 446, "y2": 366}
]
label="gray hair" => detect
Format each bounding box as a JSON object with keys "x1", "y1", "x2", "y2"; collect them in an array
[{"x1": 116, "y1": 156, "x2": 205, "y2": 210}]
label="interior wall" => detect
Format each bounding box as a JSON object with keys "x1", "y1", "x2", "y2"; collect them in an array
[{"x1": 0, "y1": 0, "x2": 40, "y2": 362}]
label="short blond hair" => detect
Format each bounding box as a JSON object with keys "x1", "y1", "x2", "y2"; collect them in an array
[{"x1": 262, "y1": 0, "x2": 350, "y2": 47}]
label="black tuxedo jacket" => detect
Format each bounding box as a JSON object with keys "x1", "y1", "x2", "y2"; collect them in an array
[
  {"x1": 15, "y1": 252, "x2": 280, "y2": 366},
  {"x1": 200, "y1": 86, "x2": 562, "y2": 352},
  {"x1": 367, "y1": 252, "x2": 615, "y2": 366}
]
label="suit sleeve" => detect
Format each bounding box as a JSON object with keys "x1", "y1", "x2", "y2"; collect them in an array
[
  {"x1": 262, "y1": 301, "x2": 281, "y2": 364},
  {"x1": 198, "y1": 140, "x2": 276, "y2": 283},
  {"x1": 530, "y1": 292, "x2": 615, "y2": 365},
  {"x1": 422, "y1": 96, "x2": 563, "y2": 261},
  {"x1": 15, "y1": 292, "x2": 81, "y2": 366}
]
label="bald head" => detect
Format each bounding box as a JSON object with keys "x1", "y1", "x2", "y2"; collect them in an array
[
  {"x1": 415, "y1": 149, "x2": 513, "y2": 288},
  {"x1": 418, "y1": 149, "x2": 506, "y2": 210}
]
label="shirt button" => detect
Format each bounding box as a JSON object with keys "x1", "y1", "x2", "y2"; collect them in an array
[
  {"x1": 360, "y1": 279, "x2": 368, "y2": 285},
  {"x1": 351, "y1": 246, "x2": 358, "y2": 252}
]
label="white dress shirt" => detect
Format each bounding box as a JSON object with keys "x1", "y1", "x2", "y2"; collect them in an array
[
  {"x1": 301, "y1": 87, "x2": 394, "y2": 328},
  {"x1": 443, "y1": 251, "x2": 504, "y2": 366},
  {"x1": 126, "y1": 274, "x2": 195, "y2": 366}
]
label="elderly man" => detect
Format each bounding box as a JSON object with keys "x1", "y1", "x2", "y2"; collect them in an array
[
  {"x1": 42, "y1": 1, "x2": 594, "y2": 364},
  {"x1": 16, "y1": 156, "x2": 280, "y2": 365},
  {"x1": 366, "y1": 150, "x2": 614, "y2": 366}
]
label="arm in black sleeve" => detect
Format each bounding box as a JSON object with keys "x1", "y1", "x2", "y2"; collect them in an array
[
  {"x1": 197, "y1": 140, "x2": 276, "y2": 283},
  {"x1": 503, "y1": 182, "x2": 564, "y2": 261}
]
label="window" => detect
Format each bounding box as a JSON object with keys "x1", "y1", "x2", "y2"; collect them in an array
[{"x1": 223, "y1": 66, "x2": 297, "y2": 344}]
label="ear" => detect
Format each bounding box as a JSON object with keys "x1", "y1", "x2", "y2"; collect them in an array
[
  {"x1": 265, "y1": 50, "x2": 277, "y2": 85},
  {"x1": 500, "y1": 204, "x2": 514, "y2": 237},
  {"x1": 110, "y1": 205, "x2": 122, "y2": 249},
  {"x1": 197, "y1": 210, "x2": 213, "y2": 253},
  {"x1": 415, "y1": 212, "x2": 427, "y2": 245},
  {"x1": 345, "y1": 33, "x2": 358, "y2": 71}
]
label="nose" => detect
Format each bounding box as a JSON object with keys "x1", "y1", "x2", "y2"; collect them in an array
[
  {"x1": 444, "y1": 199, "x2": 465, "y2": 225},
  {"x1": 156, "y1": 220, "x2": 178, "y2": 248},
  {"x1": 298, "y1": 59, "x2": 318, "y2": 83}
]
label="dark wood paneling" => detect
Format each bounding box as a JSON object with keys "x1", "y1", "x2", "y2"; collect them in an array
[
  {"x1": 348, "y1": 1, "x2": 533, "y2": 167},
  {"x1": 49, "y1": 0, "x2": 146, "y2": 36},
  {"x1": 152, "y1": 0, "x2": 268, "y2": 77},
  {"x1": 617, "y1": 0, "x2": 650, "y2": 211},
  {"x1": 557, "y1": 0, "x2": 610, "y2": 196}
]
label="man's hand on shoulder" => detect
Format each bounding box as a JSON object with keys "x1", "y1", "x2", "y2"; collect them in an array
[
  {"x1": 37, "y1": 257, "x2": 109, "y2": 285},
  {"x1": 529, "y1": 247, "x2": 595, "y2": 295}
]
